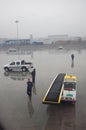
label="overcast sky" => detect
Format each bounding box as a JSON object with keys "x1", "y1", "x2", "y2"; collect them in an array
[{"x1": 0, "y1": 0, "x2": 86, "y2": 39}]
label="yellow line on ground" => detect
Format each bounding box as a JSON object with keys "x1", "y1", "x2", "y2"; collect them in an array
[{"x1": 58, "y1": 84, "x2": 64, "y2": 103}]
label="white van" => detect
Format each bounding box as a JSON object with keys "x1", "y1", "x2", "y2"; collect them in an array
[{"x1": 61, "y1": 75, "x2": 77, "y2": 103}]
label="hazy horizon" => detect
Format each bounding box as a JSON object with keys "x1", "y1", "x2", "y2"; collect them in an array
[{"x1": 0, "y1": 0, "x2": 86, "y2": 39}]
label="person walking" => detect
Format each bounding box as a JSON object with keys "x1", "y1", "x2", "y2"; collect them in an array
[
  {"x1": 71, "y1": 54, "x2": 74, "y2": 61},
  {"x1": 27, "y1": 78, "x2": 33, "y2": 96},
  {"x1": 71, "y1": 54, "x2": 74, "y2": 68},
  {"x1": 31, "y1": 69, "x2": 36, "y2": 83}
]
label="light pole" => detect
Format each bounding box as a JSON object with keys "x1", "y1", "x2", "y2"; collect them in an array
[
  {"x1": 15, "y1": 20, "x2": 19, "y2": 44},
  {"x1": 15, "y1": 20, "x2": 19, "y2": 58}
]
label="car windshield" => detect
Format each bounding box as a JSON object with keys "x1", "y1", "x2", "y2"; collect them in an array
[
  {"x1": 64, "y1": 82, "x2": 76, "y2": 90},
  {"x1": 10, "y1": 62, "x2": 15, "y2": 65},
  {"x1": 16, "y1": 62, "x2": 20, "y2": 65}
]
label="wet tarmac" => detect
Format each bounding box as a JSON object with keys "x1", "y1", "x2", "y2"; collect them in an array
[{"x1": 0, "y1": 45, "x2": 86, "y2": 130}]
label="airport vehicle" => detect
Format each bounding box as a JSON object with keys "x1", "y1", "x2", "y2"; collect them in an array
[
  {"x1": 43, "y1": 74, "x2": 77, "y2": 104},
  {"x1": 4, "y1": 60, "x2": 34, "y2": 72},
  {"x1": 61, "y1": 75, "x2": 77, "y2": 103}
]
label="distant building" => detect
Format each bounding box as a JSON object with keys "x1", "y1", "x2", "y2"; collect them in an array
[
  {"x1": 0, "y1": 38, "x2": 8, "y2": 44},
  {"x1": 68, "y1": 36, "x2": 82, "y2": 41},
  {"x1": 31, "y1": 35, "x2": 69, "y2": 44},
  {"x1": 5, "y1": 39, "x2": 30, "y2": 45},
  {"x1": 32, "y1": 41, "x2": 44, "y2": 45},
  {"x1": 0, "y1": 35, "x2": 82, "y2": 45},
  {"x1": 48, "y1": 34, "x2": 68, "y2": 40}
]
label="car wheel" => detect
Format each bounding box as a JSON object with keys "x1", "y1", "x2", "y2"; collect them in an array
[
  {"x1": 22, "y1": 67, "x2": 27, "y2": 72},
  {"x1": 4, "y1": 67, "x2": 9, "y2": 72}
]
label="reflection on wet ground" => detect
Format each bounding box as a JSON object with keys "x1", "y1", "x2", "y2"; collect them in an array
[
  {"x1": 32, "y1": 83, "x2": 36, "y2": 95},
  {"x1": 4, "y1": 71, "x2": 32, "y2": 81},
  {"x1": 27, "y1": 96, "x2": 34, "y2": 118},
  {"x1": 71, "y1": 59, "x2": 74, "y2": 68},
  {"x1": 45, "y1": 104, "x2": 75, "y2": 130}
]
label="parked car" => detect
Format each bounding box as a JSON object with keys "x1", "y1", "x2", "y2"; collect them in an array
[
  {"x1": 6, "y1": 48, "x2": 17, "y2": 54},
  {"x1": 4, "y1": 60, "x2": 34, "y2": 72},
  {"x1": 58, "y1": 46, "x2": 63, "y2": 49}
]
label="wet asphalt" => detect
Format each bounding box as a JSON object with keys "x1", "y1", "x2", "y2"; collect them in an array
[{"x1": 0, "y1": 45, "x2": 86, "y2": 130}]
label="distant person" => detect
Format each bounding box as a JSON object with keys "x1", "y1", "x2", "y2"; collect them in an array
[
  {"x1": 27, "y1": 78, "x2": 33, "y2": 96},
  {"x1": 71, "y1": 54, "x2": 74, "y2": 61},
  {"x1": 71, "y1": 54, "x2": 75, "y2": 68},
  {"x1": 31, "y1": 69, "x2": 36, "y2": 83}
]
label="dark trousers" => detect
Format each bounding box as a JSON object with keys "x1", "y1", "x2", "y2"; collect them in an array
[{"x1": 27, "y1": 86, "x2": 32, "y2": 96}]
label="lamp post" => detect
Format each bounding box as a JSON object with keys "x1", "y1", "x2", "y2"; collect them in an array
[
  {"x1": 15, "y1": 20, "x2": 19, "y2": 44},
  {"x1": 15, "y1": 20, "x2": 19, "y2": 58}
]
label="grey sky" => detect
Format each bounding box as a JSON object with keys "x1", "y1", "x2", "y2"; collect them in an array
[{"x1": 0, "y1": 0, "x2": 86, "y2": 38}]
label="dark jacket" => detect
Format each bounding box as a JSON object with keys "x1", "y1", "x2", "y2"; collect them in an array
[
  {"x1": 27, "y1": 81, "x2": 33, "y2": 91},
  {"x1": 27, "y1": 81, "x2": 33, "y2": 96}
]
